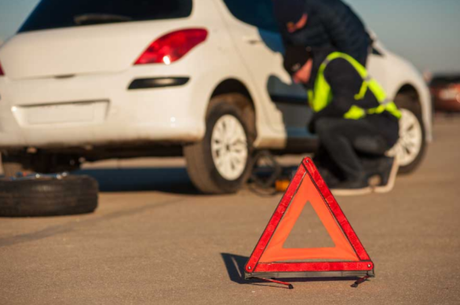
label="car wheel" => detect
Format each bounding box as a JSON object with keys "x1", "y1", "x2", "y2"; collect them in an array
[
  {"x1": 0, "y1": 175, "x2": 98, "y2": 217},
  {"x1": 393, "y1": 95, "x2": 427, "y2": 174},
  {"x1": 184, "y1": 94, "x2": 254, "y2": 194}
]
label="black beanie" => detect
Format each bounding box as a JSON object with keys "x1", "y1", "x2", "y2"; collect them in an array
[
  {"x1": 283, "y1": 46, "x2": 312, "y2": 75},
  {"x1": 273, "y1": 0, "x2": 306, "y2": 25}
]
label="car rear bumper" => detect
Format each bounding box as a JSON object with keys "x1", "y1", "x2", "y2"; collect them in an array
[{"x1": 0, "y1": 69, "x2": 205, "y2": 149}]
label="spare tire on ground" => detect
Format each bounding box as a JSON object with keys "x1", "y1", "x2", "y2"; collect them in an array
[{"x1": 0, "y1": 174, "x2": 98, "y2": 217}]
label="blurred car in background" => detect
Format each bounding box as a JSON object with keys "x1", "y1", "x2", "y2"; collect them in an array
[
  {"x1": 0, "y1": 0, "x2": 432, "y2": 193},
  {"x1": 430, "y1": 75, "x2": 460, "y2": 112}
]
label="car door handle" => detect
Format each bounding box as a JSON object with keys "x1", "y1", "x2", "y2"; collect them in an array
[{"x1": 243, "y1": 36, "x2": 262, "y2": 45}]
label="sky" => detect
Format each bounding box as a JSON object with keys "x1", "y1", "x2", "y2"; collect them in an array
[{"x1": 0, "y1": 0, "x2": 459, "y2": 74}]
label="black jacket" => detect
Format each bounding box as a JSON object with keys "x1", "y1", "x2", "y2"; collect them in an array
[
  {"x1": 309, "y1": 49, "x2": 399, "y2": 146},
  {"x1": 280, "y1": 0, "x2": 371, "y2": 66}
]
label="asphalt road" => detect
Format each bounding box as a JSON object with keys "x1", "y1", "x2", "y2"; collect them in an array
[{"x1": 1, "y1": 116, "x2": 460, "y2": 305}]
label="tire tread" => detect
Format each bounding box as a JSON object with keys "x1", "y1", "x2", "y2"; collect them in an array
[{"x1": 0, "y1": 175, "x2": 98, "y2": 217}]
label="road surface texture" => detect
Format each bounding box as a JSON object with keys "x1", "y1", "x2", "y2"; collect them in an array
[{"x1": 1, "y1": 116, "x2": 459, "y2": 305}]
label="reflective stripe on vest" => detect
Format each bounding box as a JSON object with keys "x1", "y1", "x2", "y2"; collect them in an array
[{"x1": 309, "y1": 52, "x2": 402, "y2": 120}]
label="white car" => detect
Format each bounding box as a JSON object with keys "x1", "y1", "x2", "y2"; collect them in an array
[{"x1": 0, "y1": 0, "x2": 431, "y2": 193}]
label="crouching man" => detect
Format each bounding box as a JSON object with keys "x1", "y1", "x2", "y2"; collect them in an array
[{"x1": 284, "y1": 46, "x2": 401, "y2": 195}]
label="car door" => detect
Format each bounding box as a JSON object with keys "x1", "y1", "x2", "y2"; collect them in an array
[{"x1": 216, "y1": 0, "x2": 312, "y2": 136}]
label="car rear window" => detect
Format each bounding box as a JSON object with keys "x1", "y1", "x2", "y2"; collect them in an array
[{"x1": 19, "y1": 0, "x2": 193, "y2": 33}]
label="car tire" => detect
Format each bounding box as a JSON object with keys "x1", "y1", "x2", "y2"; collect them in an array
[
  {"x1": 184, "y1": 94, "x2": 254, "y2": 194},
  {"x1": 0, "y1": 175, "x2": 98, "y2": 217},
  {"x1": 394, "y1": 94, "x2": 427, "y2": 174}
]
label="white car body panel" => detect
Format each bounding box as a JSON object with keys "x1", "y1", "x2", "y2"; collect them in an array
[{"x1": 0, "y1": 0, "x2": 432, "y2": 154}]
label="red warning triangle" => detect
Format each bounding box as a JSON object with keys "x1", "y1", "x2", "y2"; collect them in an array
[{"x1": 245, "y1": 158, "x2": 374, "y2": 281}]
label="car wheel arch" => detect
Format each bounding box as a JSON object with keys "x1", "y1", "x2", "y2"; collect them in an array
[
  {"x1": 394, "y1": 84, "x2": 422, "y2": 114},
  {"x1": 393, "y1": 83, "x2": 428, "y2": 174},
  {"x1": 208, "y1": 78, "x2": 258, "y2": 140}
]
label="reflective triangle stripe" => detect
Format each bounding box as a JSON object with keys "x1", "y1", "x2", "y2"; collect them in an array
[
  {"x1": 259, "y1": 174, "x2": 359, "y2": 262},
  {"x1": 244, "y1": 158, "x2": 375, "y2": 280}
]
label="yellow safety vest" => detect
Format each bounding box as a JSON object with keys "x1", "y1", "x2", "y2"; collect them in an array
[{"x1": 308, "y1": 52, "x2": 401, "y2": 120}]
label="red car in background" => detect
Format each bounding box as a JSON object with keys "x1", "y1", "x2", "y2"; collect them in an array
[{"x1": 430, "y1": 75, "x2": 460, "y2": 112}]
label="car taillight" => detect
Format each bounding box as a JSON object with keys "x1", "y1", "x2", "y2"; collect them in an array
[
  {"x1": 134, "y1": 28, "x2": 208, "y2": 66},
  {"x1": 0, "y1": 61, "x2": 4, "y2": 76}
]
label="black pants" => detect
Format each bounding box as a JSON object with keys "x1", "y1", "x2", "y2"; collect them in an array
[{"x1": 315, "y1": 118, "x2": 392, "y2": 181}]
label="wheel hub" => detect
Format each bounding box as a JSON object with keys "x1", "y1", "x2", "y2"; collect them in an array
[
  {"x1": 211, "y1": 115, "x2": 248, "y2": 181},
  {"x1": 394, "y1": 109, "x2": 423, "y2": 166}
]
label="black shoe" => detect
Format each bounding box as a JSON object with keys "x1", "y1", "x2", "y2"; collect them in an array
[
  {"x1": 331, "y1": 176, "x2": 371, "y2": 196},
  {"x1": 373, "y1": 157, "x2": 399, "y2": 193}
]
